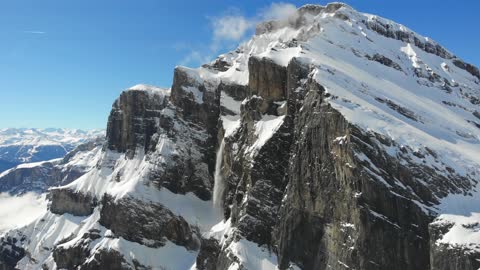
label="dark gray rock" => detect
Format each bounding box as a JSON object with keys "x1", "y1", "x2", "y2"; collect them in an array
[
  {"x1": 366, "y1": 53, "x2": 403, "y2": 71},
  {"x1": 273, "y1": 74, "x2": 472, "y2": 269},
  {"x1": 365, "y1": 17, "x2": 454, "y2": 60},
  {"x1": 375, "y1": 97, "x2": 420, "y2": 122},
  {"x1": 99, "y1": 194, "x2": 199, "y2": 250},
  {"x1": 218, "y1": 57, "x2": 303, "y2": 253},
  {"x1": 248, "y1": 57, "x2": 287, "y2": 102},
  {"x1": 106, "y1": 89, "x2": 167, "y2": 157},
  {"x1": 429, "y1": 220, "x2": 480, "y2": 270},
  {"x1": 53, "y1": 229, "x2": 101, "y2": 269},
  {"x1": 148, "y1": 67, "x2": 223, "y2": 201},
  {"x1": 453, "y1": 59, "x2": 480, "y2": 80},
  {"x1": 202, "y1": 58, "x2": 231, "y2": 72},
  {"x1": 196, "y1": 238, "x2": 221, "y2": 270},
  {"x1": 218, "y1": 83, "x2": 248, "y2": 102},
  {"x1": 170, "y1": 67, "x2": 220, "y2": 132},
  {"x1": 0, "y1": 235, "x2": 25, "y2": 270},
  {"x1": 81, "y1": 249, "x2": 130, "y2": 270},
  {"x1": 148, "y1": 104, "x2": 215, "y2": 201},
  {"x1": 50, "y1": 188, "x2": 97, "y2": 216}
]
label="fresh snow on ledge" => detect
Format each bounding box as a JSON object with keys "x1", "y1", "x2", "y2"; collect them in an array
[{"x1": 433, "y1": 213, "x2": 480, "y2": 251}]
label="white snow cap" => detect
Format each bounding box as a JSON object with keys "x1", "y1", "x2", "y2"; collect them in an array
[{"x1": 127, "y1": 84, "x2": 168, "y2": 92}]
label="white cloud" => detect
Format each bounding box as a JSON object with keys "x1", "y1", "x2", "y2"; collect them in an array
[
  {"x1": 0, "y1": 192, "x2": 48, "y2": 233},
  {"x1": 179, "y1": 3, "x2": 298, "y2": 67},
  {"x1": 179, "y1": 49, "x2": 212, "y2": 67},
  {"x1": 260, "y1": 3, "x2": 298, "y2": 21},
  {"x1": 23, "y1": 30, "x2": 46, "y2": 34},
  {"x1": 210, "y1": 3, "x2": 298, "y2": 42},
  {"x1": 212, "y1": 15, "x2": 253, "y2": 41}
]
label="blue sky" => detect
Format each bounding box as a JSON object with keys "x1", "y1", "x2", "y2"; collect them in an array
[{"x1": 1, "y1": 0, "x2": 479, "y2": 129}]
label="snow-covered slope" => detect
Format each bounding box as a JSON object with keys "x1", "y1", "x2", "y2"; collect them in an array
[
  {"x1": 1, "y1": 3, "x2": 479, "y2": 270},
  {"x1": 0, "y1": 139, "x2": 103, "y2": 237},
  {"x1": 0, "y1": 128, "x2": 104, "y2": 172},
  {"x1": 0, "y1": 138, "x2": 104, "y2": 195}
]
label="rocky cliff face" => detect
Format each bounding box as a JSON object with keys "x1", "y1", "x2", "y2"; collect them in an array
[
  {"x1": 1, "y1": 2, "x2": 480, "y2": 270},
  {"x1": 106, "y1": 85, "x2": 168, "y2": 156}
]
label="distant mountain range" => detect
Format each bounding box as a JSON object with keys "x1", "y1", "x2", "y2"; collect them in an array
[{"x1": 0, "y1": 128, "x2": 104, "y2": 173}]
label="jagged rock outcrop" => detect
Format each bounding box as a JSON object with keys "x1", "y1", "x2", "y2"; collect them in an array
[
  {"x1": 99, "y1": 194, "x2": 199, "y2": 250},
  {"x1": 53, "y1": 229, "x2": 101, "y2": 269},
  {"x1": 276, "y1": 78, "x2": 433, "y2": 270},
  {"x1": 196, "y1": 238, "x2": 221, "y2": 270},
  {"x1": 81, "y1": 249, "x2": 131, "y2": 270},
  {"x1": 106, "y1": 86, "x2": 167, "y2": 156},
  {"x1": 171, "y1": 67, "x2": 220, "y2": 132},
  {"x1": 50, "y1": 188, "x2": 97, "y2": 216},
  {"x1": 0, "y1": 236, "x2": 25, "y2": 270},
  {"x1": 428, "y1": 217, "x2": 480, "y2": 270},
  {"x1": 248, "y1": 57, "x2": 287, "y2": 102}
]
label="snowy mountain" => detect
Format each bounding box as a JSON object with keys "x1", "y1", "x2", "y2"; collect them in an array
[
  {"x1": 0, "y1": 128, "x2": 104, "y2": 172},
  {"x1": 0, "y1": 138, "x2": 104, "y2": 195},
  {"x1": 1, "y1": 3, "x2": 480, "y2": 270},
  {"x1": 0, "y1": 138, "x2": 104, "y2": 236}
]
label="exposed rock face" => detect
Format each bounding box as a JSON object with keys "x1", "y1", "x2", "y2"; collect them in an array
[
  {"x1": 429, "y1": 244, "x2": 480, "y2": 270},
  {"x1": 248, "y1": 57, "x2": 287, "y2": 102},
  {"x1": 0, "y1": 161, "x2": 60, "y2": 194},
  {"x1": 171, "y1": 67, "x2": 220, "y2": 132},
  {"x1": 106, "y1": 88, "x2": 167, "y2": 156},
  {"x1": 140, "y1": 70, "x2": 221, "y2": 201},
  {"x1": 365, "y1": 16, "x2": 452, "y2": 60},
  {"x1": 0, "y1": 236, "x2": 25, "y2": 270},
  {"x1": 148, "y1": 107, "x2": 215, "y2": 200},
  {"x1": 82, "y1": 249, "x2": 130, "y2": 270},
  {"x1": 452, "y1": 59, "x2": 480, "y2": 80},
  {"x1": 50, "y1": 188, "x2": 97, "y2": 216},
  {"x1": 366, "y1": 53, "x2": 403, "y2": 71},
  {"x1": 273, "y1": 65, "x2": 469, "y2": 270},
  {"x1": 99, "y1": 195, "x2": 199, "y2": 250},
  {"x1": 53, "y1": 229, "x2": 99, "y2": 270},
  {"x1": 429, "y1": 217, "x2": 480, "y2": 270},
  {"x1": 196, "y1": 238, "x2": 221, "y2": 270}
]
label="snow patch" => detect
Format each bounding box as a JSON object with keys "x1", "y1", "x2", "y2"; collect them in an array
[{"x1": 249, "y1": 115, "x2": 286, "y2": 155}]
